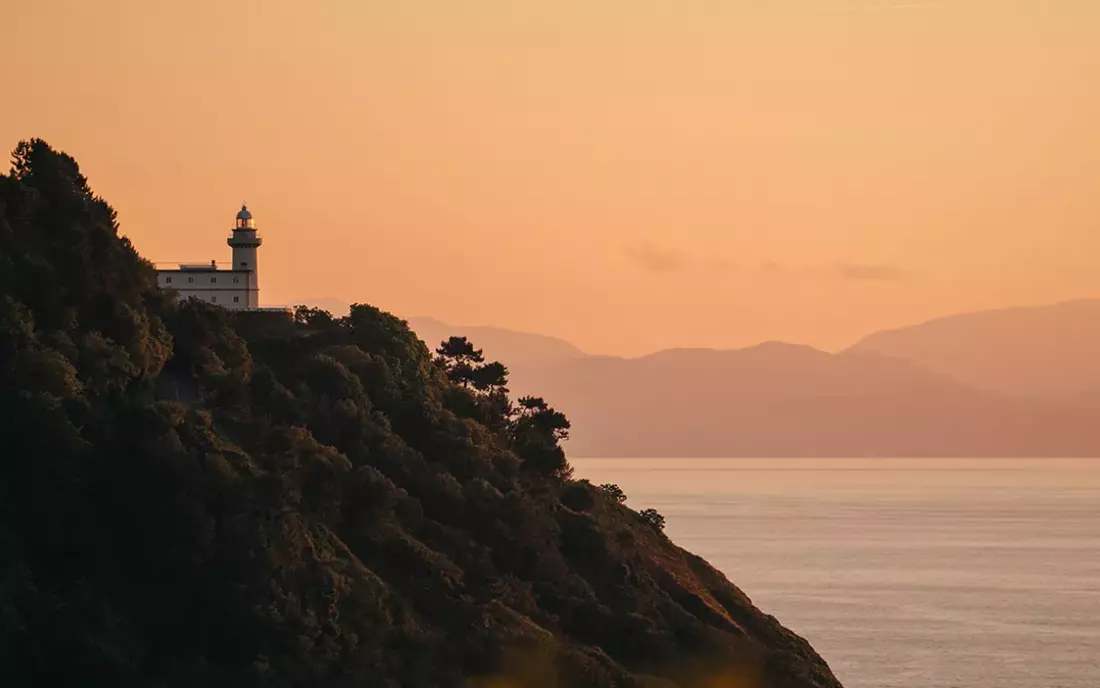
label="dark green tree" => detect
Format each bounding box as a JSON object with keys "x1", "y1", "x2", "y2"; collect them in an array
[
  {"x1": 598, "y1": 483, "x2": 628, "y2": 504},
  {"x1": 469, "y1": 360, "x2": 508, "y2": 394},
  {"x1": 511, "y1": 396, "x2": 570, "y2": 442},
  {"x1": 508, "y1": 396, "x2": 572, "y2": 478},
  {"x1": 639, "y1": 508, "x2": 666, "y2": 532},
  {"x1": 434, "y1": 336, "x2": 484, "y2": 387},
  {"x1": 293, "y1": 304, "x2": 338, "y2": 329}
]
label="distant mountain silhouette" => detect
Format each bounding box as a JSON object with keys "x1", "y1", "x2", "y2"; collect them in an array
[
  {"x1": 407, "y1": 316, "x2": 587, "y2": 369},
  {"x1": 848, "y1": 299, "x2": 1100, "y2": 399},
  {"x1": 309, "y1": 301, "x2": 1100, "y2": 457},
  {"x1": 506, "y1": 342, "x2": 1100, "y2": 458}
]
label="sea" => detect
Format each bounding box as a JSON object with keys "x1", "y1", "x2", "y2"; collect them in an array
[{"x1": 570, "y1": 458, "x2": 1100, "y2": 688}]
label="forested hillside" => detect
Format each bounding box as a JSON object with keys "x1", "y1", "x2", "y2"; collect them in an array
[{"x1": 0, "y1": 140, "x2": 840, "y2": 687}]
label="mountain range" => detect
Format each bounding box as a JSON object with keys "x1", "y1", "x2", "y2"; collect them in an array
[
  {"x1": 377, "y1": 300, "x2": 1100, "y2": 457},
  {"x1": 407, "y1": 316, "x2": 587, "y2": 369},
  {"x1": 848, "y1": 299, "x2": 1100, "y2": 400}
]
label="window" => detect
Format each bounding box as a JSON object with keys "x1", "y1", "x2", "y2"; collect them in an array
[
  {"x1": 233, "y1": 296, "x2": 239, "y2": 303},
  {"x1": 240, "y1": 262, "x2": 248, "y2": 267},
  {"x1": 233, "y1": 277, "x2": 240, "y2": 283},
  {"x1": 166, "y1": 277, "x2": 172, "y2": 284},
  {"x1": 188, "y1": 277, "x2": 194, "y2": 283},
  {"x1": 212, "y1": 296, "x2": 217, "y2": 303},
  {"x1": 211, "y1": 277, "x2": 217, "y2": 284}
]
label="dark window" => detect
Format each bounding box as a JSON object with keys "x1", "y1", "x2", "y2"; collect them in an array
[
  {"x1": 233, "y1": 277, "x2": 240, "y2": 283},
  {"x1": 233, "y1": 296, "x2": 239, "y2": 303},
  {"x1": 211, "y1": 277, "x2": 217, "y2": 283},
  {"x1": 188, "y1": 277, "x2": 194, "y2": 283},
  {"x1": 166, "y1": 277, "x2": 172, "y2": 284},
  {"x1": 212, "y1": 296, "x2": 217, "y2": 303},
  {"x1": 240, "y1": 262, "x2": 248, "y2": 267}
]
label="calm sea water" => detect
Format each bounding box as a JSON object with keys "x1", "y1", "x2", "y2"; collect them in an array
[{"x1": 570, "y1": 458, "x2": 1100, "y2": 688}]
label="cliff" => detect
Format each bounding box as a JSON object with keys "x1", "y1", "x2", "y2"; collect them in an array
[{"x1": 0, "y1": 140, "x2": 840, "y2": 687}]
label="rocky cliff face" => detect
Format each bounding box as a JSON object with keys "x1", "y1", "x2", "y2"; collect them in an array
[{"x1": 0, "y1": 139, "x2": 841, "y2": 687}]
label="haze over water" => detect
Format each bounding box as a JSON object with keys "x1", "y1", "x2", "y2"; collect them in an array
[{"x1": 572, "y1": 458, "x2": 1100, "y2": 688}]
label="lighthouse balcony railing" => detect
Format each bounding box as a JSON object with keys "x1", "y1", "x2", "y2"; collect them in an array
[{"x1": 155, "y1": 261, "x2": 231, "y2": 271}]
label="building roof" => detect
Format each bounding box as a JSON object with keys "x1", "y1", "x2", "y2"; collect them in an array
[{"x1": 157, "y1": 266, "x2": 251, "y2": 274}]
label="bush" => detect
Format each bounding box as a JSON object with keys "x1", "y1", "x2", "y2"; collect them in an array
[
  {"x1": 561, "y1": 480, "x2": 596, "y2": 511},
  {"x1": 638, "y1": 508, "x2": 666, "y2": 532},
  {"x1": 597, "y1": 483, "x2": 627, "y2": 504}
]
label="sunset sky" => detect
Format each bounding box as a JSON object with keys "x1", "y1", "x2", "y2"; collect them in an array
[{"x1": 5, "y1": 0, "x2": 1098, "y2": 356}]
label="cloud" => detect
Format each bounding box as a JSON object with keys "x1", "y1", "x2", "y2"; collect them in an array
[
  {"x1": 623, "y1": 243, "x2": 689, "y2": 273},
  {"x1": 623, "y1": 250, "x2": 909, "y2": 281},
  {"x1": 835, "y1": 262, "x2": 910, "y2": 281}
]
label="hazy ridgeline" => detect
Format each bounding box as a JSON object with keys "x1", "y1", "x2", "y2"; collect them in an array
[{"x1": 403, "y1": 305, "x2": 1100, "y2": 458}]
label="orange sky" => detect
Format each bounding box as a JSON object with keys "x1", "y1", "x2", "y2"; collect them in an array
[{"x1": 5, "y1": 0, "x2": 1099, "y2": 356}]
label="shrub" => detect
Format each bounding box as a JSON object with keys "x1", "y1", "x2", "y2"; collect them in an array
[
  {"x1": 597, "y1": 483, "x2": 627, "y2": 504},
  {"x1": 638, "y1": 508, "x2": 666, "y2": 532},
  {"x1": 561, "y1": 480, "x2": 596, "y2": 511}
]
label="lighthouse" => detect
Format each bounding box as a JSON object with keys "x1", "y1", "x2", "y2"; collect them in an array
[
  {"x1": 154, "y1": 204, "x2": 266, "y2": 310},
  {"x1": 227, "y1": 204, "x2": 263, "y2": 308}
]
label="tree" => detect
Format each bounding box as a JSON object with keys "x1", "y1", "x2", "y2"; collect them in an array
[
  {"x1": 598, "y1": 483, "x2": 627, "y2": 504},
  {"x1": 469, "y1": 360, "x2": 508, "y2": 394},
  {"x1": 508, "y1": 396, "x2": 572, "y2": 478},
  {"x1": 434, "y1": 336, "x2": 484, "y2": 387},
  {"x1": 638, "y1": 508, "x2": 666, "y2": 532},
  {"x1": 511, "y1": 397, "x2": 570, "y2": 443},
  {"x1": 293, "y1": 305, "x2": 337, "y2": 329}
]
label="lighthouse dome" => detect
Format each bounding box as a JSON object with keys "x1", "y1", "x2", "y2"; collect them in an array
[{"x1": 235, "y1": 204, "x2": 255, "y2": 229}]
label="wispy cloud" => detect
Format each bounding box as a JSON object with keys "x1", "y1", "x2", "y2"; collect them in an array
[
  {"x1": 623, "y1": 244, "x2": 739, "y2": 274},
  {"x1": 623, "y1": 243, "x2": 688, "y2": 273},
  {"x1": 835, "y1": 262, "x2": 911, "y2": 281},
  {"x1": 623, "y1": 250, "x2": 909, "y2": 282}
]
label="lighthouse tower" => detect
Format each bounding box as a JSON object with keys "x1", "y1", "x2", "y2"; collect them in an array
[{"x1": 227, "y1": 204, "x2": 262, "y2": 308}]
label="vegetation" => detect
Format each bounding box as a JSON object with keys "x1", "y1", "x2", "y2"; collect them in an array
[
  {"x1": 599, "y1": 483, "x2": 629, "y2": 504},
  {"x1": 638, "y1": 509, "x2": 667, "y2": 533},
  {"x1": 0, "y1": 140, "x2": 841, "y2": 687}
]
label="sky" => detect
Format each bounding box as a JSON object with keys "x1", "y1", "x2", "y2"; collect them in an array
[{"x1": 4, "y1": 0, "x2": 1099, "y2": 356}]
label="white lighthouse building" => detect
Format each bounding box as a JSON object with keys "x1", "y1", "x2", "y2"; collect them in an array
[{"x1": 155, "y1": 204, "x2": 264, "y2": 309}]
